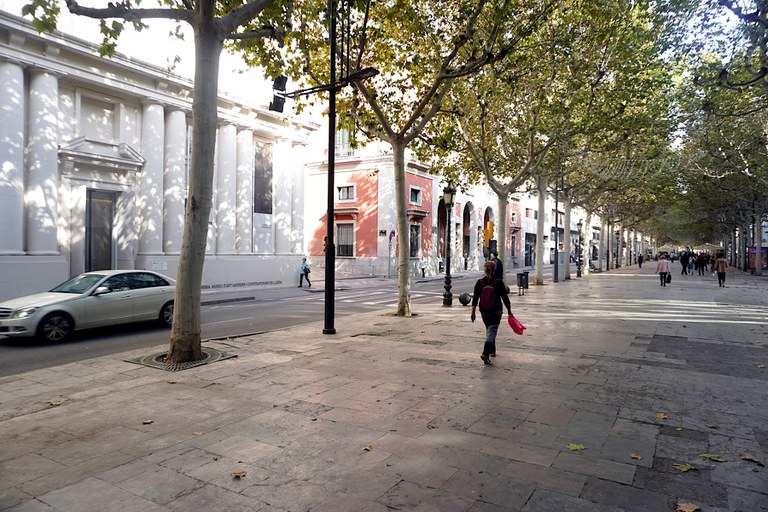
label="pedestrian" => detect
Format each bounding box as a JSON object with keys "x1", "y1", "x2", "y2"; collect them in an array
[
  {"x1": 471, "y1": 261, "x2": 513, "y2": 365},
  {"x1": 680, "y1": 251, "x2": 690, "y2": 275},
  {"x1": 656, "y1": 254, "x2": 670, "y2": 287},
  {"x1": 419, "y1": 256, "x2": 428, "y2": 278},
  {"x1": 490, "y1": 250, "x2": 504, "y2": 281},
  {"x1": 696, "y1": 252, "x2": 706, "y2": 276},
  {"x1": 714, "y1": 252, "x2": 728, "y2": 287},
  {"x1": 637, "y1": 254, "x2": 644, "y2": 268},
  {"x1": 298, "y1": 257, "x2": 311, "y2": 288}
]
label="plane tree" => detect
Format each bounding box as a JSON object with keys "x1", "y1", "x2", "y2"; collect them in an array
[
  {"x1": 24, "y1": 0, "x2": 292, "y2": 363},
  {"x1": 261, "y1": 0, "x2": 559, "y2": 316},
  {"x1": 677, "y1": 67, "x2": 768, "y2": 271}
]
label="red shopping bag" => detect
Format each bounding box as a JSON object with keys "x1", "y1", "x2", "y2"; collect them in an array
[{"x1": 508, "y1": 315, "x2": 526, "y2": 335}]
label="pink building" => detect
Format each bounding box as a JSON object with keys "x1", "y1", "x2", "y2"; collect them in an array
[{"x1": 304, "y1": 143, "x2": 524, "y2": 277}]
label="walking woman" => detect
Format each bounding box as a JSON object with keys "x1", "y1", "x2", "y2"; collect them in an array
[
  {"x1": 656, "y1": 254, "x2": 670, "y2": 287},
  {"x1": 714, "y1": 252, "x2": 728, "y2": 287},
  {"x1": 471, "y1": 261, "x2": 513, "y2": 365},
  {"x1": 298, "y1": 257, "x2": 311, "y2": 288}
]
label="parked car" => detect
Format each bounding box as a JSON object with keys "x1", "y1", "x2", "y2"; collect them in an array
[{"x1": 0, "y1": 270, "x2": 175, "y2": 342}]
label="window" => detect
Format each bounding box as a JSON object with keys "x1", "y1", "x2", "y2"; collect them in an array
[
  {"x1": 101, "y1": 275, "x2": 131, "y2": 292},
  {"x1": 335, "y1": 128, "x2": 354, "y2": 156},
  {"x1": 337, "y1": 223, "x2": 354, "y2": 257},
  {"x1": 127, "y1": 272, "x2": 171, "y2": 289},
  {"x1": 253, "y1": 142, "x2": 273, "y2": 214},
  {"x1": 409, "y1": 224, "x2": 421, "y2": 258},
  {"x1": 511, "y1": 212, "x2": 517, "y2": 223},
  {"x1": 409, "y1": 187, "x2": 422, "y2": 205},
  {"x1": 338, "y1": 185, "x2": 354, "y2": 201}
]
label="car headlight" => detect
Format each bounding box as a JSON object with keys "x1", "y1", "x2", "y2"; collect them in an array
[{"x1": 10, "y1": 307, "x2": 38, "y2": 319}]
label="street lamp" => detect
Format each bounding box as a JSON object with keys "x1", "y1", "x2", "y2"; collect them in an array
[
  {"x1": 443, "y1": 182, "x2": 457, "y2": 307},
  {"x1": 577, "y1": 219, "x2": 583, "y2": 277}
]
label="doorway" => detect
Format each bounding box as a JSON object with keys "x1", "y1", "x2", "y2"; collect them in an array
[{"x1": 85, "y1": 189, "x2": 116, "y2": 271}]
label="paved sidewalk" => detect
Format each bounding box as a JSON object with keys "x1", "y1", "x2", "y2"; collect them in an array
[{"x1": 1, "y1": 266, "x2": 767, "y2": 511}]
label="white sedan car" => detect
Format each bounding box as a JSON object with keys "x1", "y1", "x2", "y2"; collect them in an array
[{"x1": 0, "y1": 270, "x2": 176, "y2": 342}]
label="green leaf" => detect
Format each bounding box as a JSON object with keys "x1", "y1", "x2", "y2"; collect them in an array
[
  {"x1": 699, "y1": 453, "x2": 725, "y2": 462},
  {"x1": 566, "y1": 443, "x2": 586, "y2": 451},
  {"x1": 672, "y1": 462, "x2": 696, "y2": 472}
]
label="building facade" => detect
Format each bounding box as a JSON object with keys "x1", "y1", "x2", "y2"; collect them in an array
[
  {"x1": 0, "y1": 11, "x2": 314, "y2": 301},
  {"x1": 304, "y1": 131, "x2": 533, "y2": 278}
]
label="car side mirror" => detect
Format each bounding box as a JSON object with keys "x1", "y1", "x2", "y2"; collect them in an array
[{"x1": 93, "y1": 286, "x2": 112, "y2": 296}]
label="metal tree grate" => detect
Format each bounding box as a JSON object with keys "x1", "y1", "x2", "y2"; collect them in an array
[{"x1": 125, "y1": 347, "x2": 236, "y2": 372}]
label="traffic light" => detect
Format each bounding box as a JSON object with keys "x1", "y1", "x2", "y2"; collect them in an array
[
  {"x1": 322, "y1": 235, "x2": 328, "y2": 252},
  {"x1": 482, "y1": 221, "x2": 494, "y2": 247}
]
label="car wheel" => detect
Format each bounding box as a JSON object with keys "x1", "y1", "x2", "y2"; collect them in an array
[
  {"x1": 37, "y1": 313, "x2": 73, "y2": 342},
  {"x1": 160, "y1": 301, "x2": 174, "y2": 327}
]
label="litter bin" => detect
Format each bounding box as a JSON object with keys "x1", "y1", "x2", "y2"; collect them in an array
[{"x1": 516, "y1": 272, "x2": 529, "y2": 296}]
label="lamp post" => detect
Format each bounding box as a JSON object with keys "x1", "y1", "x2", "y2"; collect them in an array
[
  {"x1": 443, "y1": 182, "x2": 457, "y2": 307},
  {"x1": 577, "y1": 219, "x2": 583, "y2": 278}
]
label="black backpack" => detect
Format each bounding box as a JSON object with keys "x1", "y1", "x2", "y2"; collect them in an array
[{"x1": 479, "y1": 278, "x2": 499, "y2": 311}]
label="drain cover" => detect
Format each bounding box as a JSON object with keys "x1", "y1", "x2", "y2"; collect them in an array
[{"x1": 125, "y1": 347, "x2": 236, "y2": 372}]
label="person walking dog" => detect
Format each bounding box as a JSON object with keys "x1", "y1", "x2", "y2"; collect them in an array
[{"x1": 471, "y1": 261, "x2": 513, "y2": 365}]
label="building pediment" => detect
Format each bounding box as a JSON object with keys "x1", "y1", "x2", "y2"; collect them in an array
[{"x1": 59, "y1": 136, "x2": 144, "y2": 172}]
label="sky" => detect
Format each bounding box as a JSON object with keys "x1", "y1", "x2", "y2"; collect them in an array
[{"x1": 0, "y1": 0, "x2": 273, "y2": 103}]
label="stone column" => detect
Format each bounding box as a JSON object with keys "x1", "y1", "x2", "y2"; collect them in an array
[
  {"x1": 235, "y1": 128, "x2": 254, "y2": 254},
  {"x1": 138, "y1": 101, "x2": 165, "y2": 255},
  {"x1": 290, "y1": 141, "x2": 307, "y2": 255},
  {"x1": 273, "y1": 137, "x2": 293, "y2": 255},
  {"x1": 0, "y1": 59, "x2": 25, "y2": 255},
  {"x1": 215, "y1": 123, "x2": 237, "y2": 254},
  {"x1": 25, "y1": 68, "x2": 59, "y2": 255},
  {"x1": 163, "y1": 109, "x2": 186, "y2": 254}
]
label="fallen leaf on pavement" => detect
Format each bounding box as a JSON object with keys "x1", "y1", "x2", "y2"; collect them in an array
[
  {"x1": 740, "y1": 455, "x2": 765, "y2": 467},
  {"x1": 655, "y1": 412, "x2": 669, "y2": 420},
  {"x1": 232, "y1": 471, "x2": 247, "y2": 479},
  {"x1": 699, "y1": 453, "x2": 725, "y2": 462},
  {"x1": 672, "y1": 463, "x2": 696, "y2": 472},
  {"x1": 192, "y1": 431, "x2": 203, "y2": 436},
  {"x1": 142, "y1": 419, "x2": 154, "y2": 425},
  {"x1": 566, "y1": 443, "x2": 586, "y2": 451},
  {"x1": 363, "y1": 445, "x2": 374, "y2": 452},
  {"x1": 47, "y1": 401, "x2": 62, "y2": 407},
  {"x1": 676, "y1": 502, "x2": 700, "y2": 512},
  {"x1": 630, "y1": 453, "x2": 642, "y2": 460},
  {"x1": 704, "y1": 423, "x2": 719, "y2": 429},
  {"x1": 755, "y1": 363, "x2": 765, "y2": 368}
]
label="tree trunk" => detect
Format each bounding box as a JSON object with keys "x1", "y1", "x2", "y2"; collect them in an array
[
  {"x1": 166, "y1": 22, "x2": 222, "y2": 364},
  {"x1": 755, "y1": 212, "x2": 764, "y2": 276},
  {"x1": 583, "y1": 212, "x2": 593, "y2": 276},
  {"x1": 563, "y1": 195, "x2": 572, "y2": 280},
  {"x1": 496, "y1": 192, "x2": 509, "y2": 283},
  {"x1": 392, "y1": 138, "x2": 412, "y2": 316},
  {"x1": 534, "y1": 174, "x2": 547, "y2": 285},
  {"x1": 598, "y1": 219, "x2": 606, "y2": 272}
]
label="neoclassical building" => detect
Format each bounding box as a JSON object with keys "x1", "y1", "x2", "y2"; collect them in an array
[{"x1": 0, "y1": 11, "x2": 314, "y2": 301}]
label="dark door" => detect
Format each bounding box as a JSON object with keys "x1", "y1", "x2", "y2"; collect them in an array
[{"x1": 86, "y1": 190, "x2": 116, "y2": 271}]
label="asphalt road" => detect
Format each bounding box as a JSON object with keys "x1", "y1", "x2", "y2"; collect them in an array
[{"x1": 0, "y1": 278, "x2": 462, "y2": 377}]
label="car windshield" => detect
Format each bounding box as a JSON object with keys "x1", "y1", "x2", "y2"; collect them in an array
[{"x1": 50, "y1": 274, "x2": 105, "y2": 294}]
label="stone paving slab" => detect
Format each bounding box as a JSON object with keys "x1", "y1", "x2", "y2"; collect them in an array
[{"x1": 1, "y1": 267, "x2": 767, "y2": 511}]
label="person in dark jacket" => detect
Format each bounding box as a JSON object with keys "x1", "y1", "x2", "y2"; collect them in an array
[
  {"x1": 471, "y1": 261, "x2": 513, "y2": 365},
  {"x1": 490, "y1": 251, "x2": 504, "y2": 281}
]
